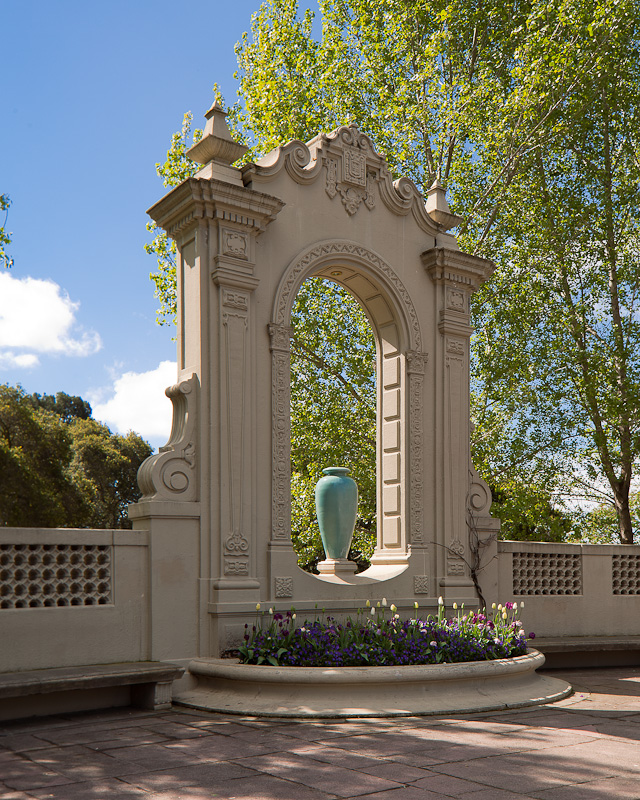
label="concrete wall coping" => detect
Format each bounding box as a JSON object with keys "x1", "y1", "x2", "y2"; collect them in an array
[
  {"x1": 0, "y1": 529, "x2": 149, "y2": 546},
  {"x1": 499, "y1": 540, "x2": 640, "y2": 555}
]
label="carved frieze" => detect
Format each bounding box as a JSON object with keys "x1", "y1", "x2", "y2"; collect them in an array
[
  {"x1": 269, "y1": 323, "x2": 292, "y2": 541},
  {"x1": 270, "y1": 325, "x2": 291, "y2": 541},
  {"x1": 268, "y1": 323, "x2": 292, "y2": 353},
  {"x1": 447, "y1": 537, "x2": 466, "y2": 577},
  {"x1": 406, "y1": 350, "x2": 429, "y2": 374},
  {"x1": 224, "y1": 559, "x2": 249, "y2": 576},
  {"x1": 414, "y1": 576, "x2": 430, "y2": 595},
  {"x1": 343, "y1": 145, "x2": 367, "y2": 187},
  {"x1": 222, "y1": 228, "x2": 249, "y2": 260},
  {"x1": 447, "y1": 561, "x2": 466, "y2": 576},
  {"x1": 446, "y1": 288, "x2": 466, "y2": 312},
  {"x1": 446, "y1": 338, "x2": 465, "y2": 356},
  {"x1": 325, "y1": 158, "x2": 338, "y2": 198},
  {"x1": 409, "y1": 365, "x2": 426, "y2": 547},
  {"x1": 224, "y1": 531, "x2": 250, "y2": 577},
  {"x1": 222, "y1": 288, "x2": 249, "y2": 311}
]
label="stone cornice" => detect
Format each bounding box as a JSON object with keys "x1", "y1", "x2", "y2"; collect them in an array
[
  {"x1": 147, "y1": 178, "x2": 285, "y2": 240},
  {"x1": 422, "y1": 247, "x2": 495, "y2": 293}
]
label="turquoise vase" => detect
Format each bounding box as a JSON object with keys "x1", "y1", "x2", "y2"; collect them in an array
[{"x1": 315, "y1": 467, "x2": 358, "y2": 560}]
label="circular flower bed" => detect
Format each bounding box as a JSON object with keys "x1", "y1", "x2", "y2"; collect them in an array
[
  {"x1": 239, "y1": 599, "x2": 530, "y2": 667},
  {"x1": 175, "y1": 600, "x2": 572, "y2": 717}
]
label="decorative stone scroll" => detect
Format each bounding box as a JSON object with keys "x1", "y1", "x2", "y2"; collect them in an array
[
  {"x1": 0, "y1": 544, "x2": 112, "y2": 609},
  {"x1": 467, "y1": 467, "x2": 493, "y2": 517},
  {"x1": 246, "y1": 124, "x2": 440, "y2": 235},
  {"x1": 512, "y1": 552, "x2": 582, "y2": 595},
  {"x1": 138, "y1": 375, "x2": 199, "y2": 502}
]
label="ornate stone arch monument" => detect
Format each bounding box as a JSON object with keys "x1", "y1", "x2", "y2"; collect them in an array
[{"x1": 129, "y1": 104, "x2": 498, "y2": 668}]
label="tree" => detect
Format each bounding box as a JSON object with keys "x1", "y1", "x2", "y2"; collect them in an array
[
  {"x1": 28, "y1": 391, "x2": 92, "y2": 423},
  {"x1": 569, "y1": 493, "x2": 640, "y2": 544},
  {"x1": 0, "y1": 384, "x2": 152, "y2": 528},
  {"x1": 470, "y1": 5, "x2": 640, "y2": 542},
  {"x1": 147, "y1": 0, "x2": 640, "y2": 544},
  {"x1": 145, "y1": 114, "x2": 202, "y2": 328},
  {"x1": 0, "y1": 385, "x2": 83, "y2": 527},
  {"x1": 1, "y1": 194, "x2": 13, "y2": 269},
  {"x1": 66, "y1": 418, "x2": 153, "y2": 529}
]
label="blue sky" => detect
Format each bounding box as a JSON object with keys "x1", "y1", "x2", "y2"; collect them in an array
[{"x1": 2, "y1": 0, "x2": 289, "y2": 449}]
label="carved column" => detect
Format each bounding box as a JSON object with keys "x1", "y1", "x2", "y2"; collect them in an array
[
  {"x1": 422, "y1": 247, "x2": 495, "y2": 602},
  {"x1": 266, "y1": 323, "x2": 301, "y2": 593},
  {"x1": 210, "y1": 213, "x2": 278, "y2": 600},
  {"x1": 144, "y1": 160, "x2": 284, "y2": 623}
]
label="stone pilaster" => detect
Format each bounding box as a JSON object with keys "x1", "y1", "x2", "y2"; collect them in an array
[
  {"x1": 143, "y1": 161, "x2": 284, "y2": 612},
  {"x1": 422, "y1": 247, "x2": 494, "y2": 600}
]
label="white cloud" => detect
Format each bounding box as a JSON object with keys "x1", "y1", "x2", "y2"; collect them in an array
[
  {"x1": 91, "y1": 361, "x2": 177, "y2": 443},
  {"x1": 0, "y1": 272, "x2": 101, "y2": 363},
  {"x1": 0, "y1": 351, "x2": 40, "y2": 368}
]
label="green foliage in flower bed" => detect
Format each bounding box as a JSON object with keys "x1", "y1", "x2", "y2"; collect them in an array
[{"x1": 239, "y1": 599, "x2": 531, "y2": 667}]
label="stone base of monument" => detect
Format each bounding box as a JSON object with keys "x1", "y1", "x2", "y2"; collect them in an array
[{"x1": 174, "y1": 649, "x2": 571, "y2": 718}]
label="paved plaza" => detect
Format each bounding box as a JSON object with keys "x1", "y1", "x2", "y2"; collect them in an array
[{"x1": 2, "y1": 667, "x2": 640, "y2": 799}]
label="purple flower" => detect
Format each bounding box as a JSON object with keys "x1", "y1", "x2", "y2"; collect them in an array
[{"x1": 529, "y1": 632, "x2": 536, "y2": 639}]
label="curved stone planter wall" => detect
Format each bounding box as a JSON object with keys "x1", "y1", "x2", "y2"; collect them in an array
[{"x1": 175, "y1": 649, "x2": 572, "y2": 718}]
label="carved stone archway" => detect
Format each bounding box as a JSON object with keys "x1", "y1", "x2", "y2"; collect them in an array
[{"x1": 131, "y1": 104, "x2": 497, "y2": 665}]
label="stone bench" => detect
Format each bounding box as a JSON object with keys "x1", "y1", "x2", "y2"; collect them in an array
[
  {"x1": 0, "y1": 661, "x2": 184, "y2": 722},
  {"x1": 535, "y1": 636, "x2": 640, "y2": 669}
]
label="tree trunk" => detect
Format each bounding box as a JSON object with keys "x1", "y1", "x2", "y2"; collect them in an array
[{"x1": 614, "y1": 491, "x2": 634, "y2": 544}]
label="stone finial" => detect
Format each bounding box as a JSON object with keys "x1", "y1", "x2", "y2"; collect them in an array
[
  {"x1": 425, "y1": 178, "x2": 463, "y2": 231},
  {"x1": 186, "y1": 102, "x2": 248, "y2": 167}
]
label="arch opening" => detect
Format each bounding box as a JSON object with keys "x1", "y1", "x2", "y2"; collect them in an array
[
  {"x1": 289, "y1": 276, "x2": 377, "y2": 572},
  {"x1": 271, "y1": 242, "x2": 419, "y2": 580}
]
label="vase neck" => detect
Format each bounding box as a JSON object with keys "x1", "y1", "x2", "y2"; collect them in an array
[{"x1": 322, "y1": 467, "x2": 351, "y2": 477}]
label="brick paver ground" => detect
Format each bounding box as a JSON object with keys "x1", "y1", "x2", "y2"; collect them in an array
[{"x1": 2, "y1": 667, "x2": 640, "y2": 799}]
